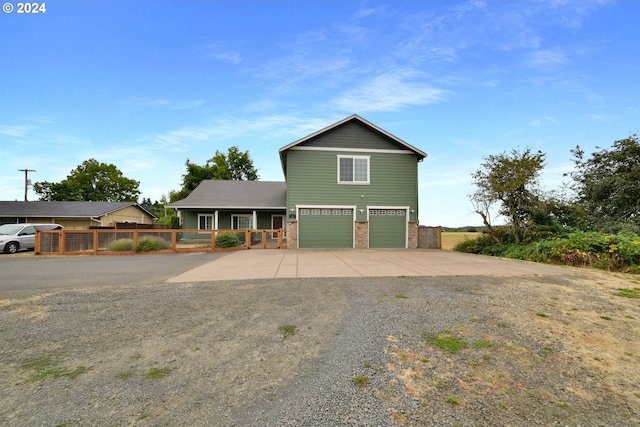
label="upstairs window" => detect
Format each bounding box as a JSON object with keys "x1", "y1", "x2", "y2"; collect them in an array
[{"x1": 338, "y1": 155, "x2": 369, "y2": 184}]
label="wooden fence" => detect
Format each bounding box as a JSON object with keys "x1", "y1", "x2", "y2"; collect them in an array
[
  {"x1": 36, "y1": 229, "x2": 286, "y2": 255},
  {"x1": 417, "y1": 226, "x2": 442, "y2": 249}
]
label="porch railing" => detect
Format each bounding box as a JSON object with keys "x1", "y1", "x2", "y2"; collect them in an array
[{"x1": 35, "y1": 228, "x2": 286, "y2": 255}]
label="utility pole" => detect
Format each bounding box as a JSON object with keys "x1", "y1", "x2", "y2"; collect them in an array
[{"x1": 18, "y1": 169, "x2": 36, "y2": 201}]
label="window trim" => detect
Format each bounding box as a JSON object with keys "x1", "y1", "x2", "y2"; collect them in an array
[
  {"x1": 231, "y1": 214, "x2": 253, "y2": 230},
  {"x1": 337, "y1": 155, "x2": 370, "y2": 185},
  {"x1": 197, "y1": 214, "x2": 215, "y2": 231}
]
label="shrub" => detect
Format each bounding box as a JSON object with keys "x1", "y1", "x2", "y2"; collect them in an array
[
  {"x1": 215, "y1": 232, "x2": 241, "y2": 248},
  {"x1": 109, "y1": 238, "x2": 133, "y2": 251},
  {"x1": 454, "y1": 228, "x2": 640, "y2": 272},
  {"x1": 134, "y1": 236, "x2": 170, "y2": 252},
  {"x1": 453, "y1": 234, "x2": 495, "y2": 253},
  {"x1": 169, "y1": 216, "x2": 181, "y2": 229}
]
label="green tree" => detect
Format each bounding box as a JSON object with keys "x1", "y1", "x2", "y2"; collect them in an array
[
  {"x1": 470, "y1": 148, "x2": 546, "y2": 244},
  {"x1": 34, "y1": 159, "x2": 140, "y2": 202},
  {"x1": 567, "y1": 134, "x2": 640, "y2": 233},
  {"x1": 169, "y1": 146, "x2": 258, "y2": 202},
  {"x1": 141, "y1": 196, "x2": 179, "y2": 228}
]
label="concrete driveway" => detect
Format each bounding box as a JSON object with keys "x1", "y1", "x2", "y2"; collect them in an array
[{"x1": 167, "y1": 249, "x2": 576, "y2": 283}]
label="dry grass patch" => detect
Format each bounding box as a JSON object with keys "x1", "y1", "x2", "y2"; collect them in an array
[
  {"x1": 384, "y1": 272, "x2": 640, "y2": 425},
  {"x1": 441, "y1": 232, "x2": 480, "y2": 250},
  {"x1": 1, "y1": 294, "x2": 52, "y2": 321}
]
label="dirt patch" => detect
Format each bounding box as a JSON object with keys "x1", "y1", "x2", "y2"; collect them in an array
[{"x1": 0, "y1": 270, "x2": 639, "y2": 426}]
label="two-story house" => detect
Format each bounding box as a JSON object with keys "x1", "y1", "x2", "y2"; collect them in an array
[
  {"x1": 280, "y1": 114, "x2": 426, "y2": 249},
  {"x1": 169, "y1": 114, "x2": 426, "y2": 249}
]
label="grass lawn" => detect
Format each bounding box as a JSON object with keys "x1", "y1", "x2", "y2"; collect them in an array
[{"x1": 441, "y1": 232, "x2": 480, "y2": 250}]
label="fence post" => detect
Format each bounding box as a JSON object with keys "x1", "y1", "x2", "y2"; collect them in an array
[
  {"x1": 35, "y1": 231, "x2": 41, "y2": 255},
  {"x1": 171, "y1": 231, "x2": 177, "y2": 253},
  {"x1": 93, "y1": 230, "x2": 99, "y2": 255},
  {"x1": 59, "y1": 230, "x2": 65, "y2": 255},
  {"x1": 262, "y1": 230, "x2": 267, "y2": 249},
  {"x1": 245, "y1": 230, "x2": 250, "y2": 249},
  {"x1": 133, "y1": 230, "x2": 138, "y2": 251},
  {"x1": 211, "y1": 230, "x2": 217, "y2": 251}
]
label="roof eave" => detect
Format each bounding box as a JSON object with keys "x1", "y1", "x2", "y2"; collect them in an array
[
  {"x1": 278, "y1": 114, "x2": 427, "y2": 161},
  {"x1": 169, "y1": 206, "x2": 287, "y2": 210}
]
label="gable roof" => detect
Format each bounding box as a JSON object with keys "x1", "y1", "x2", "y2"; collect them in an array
[
  {"x1": 168, "y1": 180, "x2": 286, "y2": 209},
  {"x1": 0, "y1": 201, "x2": 157, "y2": 219},
  {"x1": 278, "y1": 114, "x2": 427, "y2": 174}
]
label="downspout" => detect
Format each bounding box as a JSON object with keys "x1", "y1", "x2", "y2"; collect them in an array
[{"x1": 90, "y1": 217, "x2": 102, "y2": 227}]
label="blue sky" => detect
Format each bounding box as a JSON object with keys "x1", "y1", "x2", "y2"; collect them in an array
[{"x1": 1, "y1": 0, "x2": 638, "y2": 227}]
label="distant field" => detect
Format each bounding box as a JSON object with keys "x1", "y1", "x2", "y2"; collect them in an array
[{"x1": 440, "y1": 231, "x2": 481, "y2": 250}]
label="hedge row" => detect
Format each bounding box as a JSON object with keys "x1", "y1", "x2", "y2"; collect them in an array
[{"x1": 455, "y1": 231, "x2": 640, "y2": 273}]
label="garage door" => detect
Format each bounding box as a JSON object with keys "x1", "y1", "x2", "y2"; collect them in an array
[
  {"x1": 369, "y1": 208, "x2": 407, "y2": 248},
  {"x1": 299, "y1": 208, "x2": 353, "y2": 248}
]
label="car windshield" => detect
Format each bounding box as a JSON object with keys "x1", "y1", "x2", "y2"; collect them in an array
[{"x1": 0, "y1": 224, "x2": 23, "y2": 235}]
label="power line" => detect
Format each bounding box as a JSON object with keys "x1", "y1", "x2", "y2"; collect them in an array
[{"x1": 18, "y1": 169, "x2": 36, "y2": 201}]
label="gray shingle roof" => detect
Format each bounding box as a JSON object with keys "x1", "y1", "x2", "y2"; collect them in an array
[
  {"x1": 0, "y1": 201, "x2": 155, "y2": 218},
  {"x1": 168, "y1": 180, "x2": 286, "y2": 209}
]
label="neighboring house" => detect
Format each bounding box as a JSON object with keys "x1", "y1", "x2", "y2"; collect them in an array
[
  {"x1": 169, "y1": 114, "x2": 426, "y2": 249},
  {"x1": 0, "y1": 201, "x2": 157, "y2": 229},
  {"x1": 168, "y1": 180, "x2": 287, "y2": 232}
]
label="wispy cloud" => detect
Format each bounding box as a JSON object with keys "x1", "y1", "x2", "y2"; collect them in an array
[
  {"x1": 524, "y1": 49, "x2": 568, "y2": 68},
  {"x1": 147, "y1": 114, "x2": 334, "y2": 150},
  {"x1": 584, "y1": 113, "x2": 609, "y2": 121},
  {"x1": 173, "y1": 100, "x2": 205, "y2": 110},
  {"x1": 0, "y1": 125, "x2": 31, "y2": 137},
  {"x1": 530, "y1": 116, "x2": 560, "y2": 127},
  {"x1": 332, "y1": 70, "x2": 448, "y2": 112},
  {"x1": 121, "y1": 97, "x2": 170, "y2": 107},
  {"x1": 256, "y1": 51, "x2": 352, "y2": 93},
  {"x1": 203, "y1": 43, "x2": 243, "y2": 64},
  {"x1": 121, "y1": 97, "x2": 204, "y2": 110}
]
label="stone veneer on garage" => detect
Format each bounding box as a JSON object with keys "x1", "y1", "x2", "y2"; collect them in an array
[
  {"x1": 286, "y1": 220, "x2": 298, "y2": 249},
  {"x1": 354, "y1": 221, "x2": 369, "y2": 249},
  {"x1": 408, "y1": 221, "x2": 418, "y2": 249}
]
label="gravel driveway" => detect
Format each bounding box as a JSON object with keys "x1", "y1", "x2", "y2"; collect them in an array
[{"x1": 1, "y1": 258, "x2": 639, "y2": 426}]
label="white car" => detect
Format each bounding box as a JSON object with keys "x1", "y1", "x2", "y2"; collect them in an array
[{"x1": 0, "y1": 223, "x2": 64, "y2": 254}]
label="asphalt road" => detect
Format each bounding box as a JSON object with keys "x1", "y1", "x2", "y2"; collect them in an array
[{"x1": 0, "y1": 252, "x2": 226, "y2": 290}]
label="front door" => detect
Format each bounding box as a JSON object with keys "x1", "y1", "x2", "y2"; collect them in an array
[{"x1": 271, "y1": 215, "x2": 285, "y2": 239}]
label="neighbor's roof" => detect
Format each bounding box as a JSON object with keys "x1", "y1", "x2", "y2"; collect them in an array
[
  {"x1": 167, "y1": 180, "x2": 286, "y2": 209},
  {"x1": 0, "y1": 201, "x2": 157, "y2": 219}
]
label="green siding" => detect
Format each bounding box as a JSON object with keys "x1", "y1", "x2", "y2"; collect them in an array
[
  {"x1": 218, "y1": 211, "x2": 232, "y2": 229},
  {"x1": 299, "y1": 210, "x2": 353, "y2": 248},
  {"x1": 369, "y1": 210, "x2": 407, "y2": 248},
  {"x1": 286, "y1": 150, "x2": 418, "y2": 223},
  {"x1": 298, "y1": 121, "x2": 402, "y2": 150}
]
